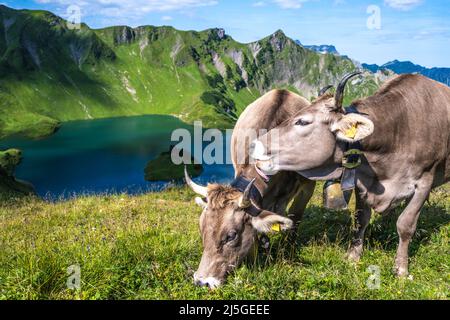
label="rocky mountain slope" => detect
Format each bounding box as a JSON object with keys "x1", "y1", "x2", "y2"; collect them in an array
[{"x1": 0, "y1": 5, "x2": 385, "y2": 138}]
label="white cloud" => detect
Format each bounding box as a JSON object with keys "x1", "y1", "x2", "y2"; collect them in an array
[
  {"x1": 412, "y1": 28, "x2": 450, "y2": 40},
  {"x1": 98, "y1": 0, "x2": 217, "y2": 12},
  {"x1": 252, "y1": 1, "x2": 266, "y2": 7},
  {"x1": 384, "y1": 0, "x2": 423, "y2": 11},
  {"x1": 35, "y1": 0, "x2": 88, "y2": 4},
  {"x1": 333, "y1": 0, "x2": 346, "y2": 5},
  {"x1": 161, "y1": 15, "x2": 173, "y2": 21},
  {"x1": 34, "y1": 0, "x2": 218, "y2": 18},
  {"x1": 273, "y1": 0, "x2": 307, "y2": 9}
]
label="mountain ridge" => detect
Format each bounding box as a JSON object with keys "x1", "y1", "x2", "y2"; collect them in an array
[
  {"x1": 0, "y1": 5, "x2": 386, "y2": 139},
  {"x1": 363, "y1": 60, "x2": 450, "y2": 86}
]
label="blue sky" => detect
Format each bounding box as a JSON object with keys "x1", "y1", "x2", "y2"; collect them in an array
[{"x1": 2, "y1": 0, "x2": 449, "y2": 67}]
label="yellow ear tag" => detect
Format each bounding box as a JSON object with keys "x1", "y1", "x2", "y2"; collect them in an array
[
  {"x1": 344, "y1": 124, "x2": 358, "y2": 139},
  {"x1": 271, "y1": 223, "x2": 281, "y2": 232}
]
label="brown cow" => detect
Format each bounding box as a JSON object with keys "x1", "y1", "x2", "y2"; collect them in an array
[
  {"x1": 186, "y1": 89, "x2": 317, "y2": 288},
  {"x1": 253, "y1": 73, "x2": 450, "y2": 276}
]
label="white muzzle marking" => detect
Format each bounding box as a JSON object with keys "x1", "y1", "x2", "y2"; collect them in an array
[
  {"x1": 251, "y1": 140, "x2": 272, "y2": 161},
  {"x1": 193, "y1": 273, "x2": 221, "y2": 289}
]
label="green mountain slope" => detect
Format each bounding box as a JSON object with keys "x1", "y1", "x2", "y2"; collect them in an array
[{"x1": 0, "y1": 5, "x2": 388, "y2": 138}]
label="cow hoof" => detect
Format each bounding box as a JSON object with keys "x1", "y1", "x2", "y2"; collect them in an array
[
  {"x1": 394, "y1": 265, "x2": 409, "y2": 277},
  {"x1": 346, "y1": 246, "x2": 362, "y2": 263},
  {"x1": 346, "y1": 252, "x2": 361, "y2": 263}
]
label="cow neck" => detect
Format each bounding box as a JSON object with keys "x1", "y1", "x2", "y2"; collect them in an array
[{"x1": 339, "y1": 105, "x2": 365, "y2": 191}]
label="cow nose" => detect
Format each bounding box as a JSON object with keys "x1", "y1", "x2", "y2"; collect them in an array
[
  {"x1": 193, "y1": 273, "x2": 221, "y2": 289},
  {"x1": 193, "y1": 272, "x2": 203, "y2": 286}
]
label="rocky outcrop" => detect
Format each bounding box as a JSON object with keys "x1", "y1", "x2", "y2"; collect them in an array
[
  {"x1": 22, "y1": 38, "x2": 40, "y2": 68},
  {"x1": 269, "y1": 30, "x2": 287, "y2": 52},
  {"x1": 216, "y1": 28, "x2": 226, "y2": 40},
  {"x1": 3, "y1": 16, "x2": 16, "y2": 46},
  {"x1": 207, "y1": 28, "x2": 226, "y2": 41},
  {"x1": 212, "y1": 51, "x2": 227, "y2": 77},
  {"x1": 0, "y1": 149, "x2": 22, "y2": 176},
  {"x1": 69, "y1": 41, "x2": 86, "y2": 68},
  {"x1": 144, "y1": 148, "x2": 203, "y2": 182},
  {"x1": 248, "y1": 42, "x2": 262, "y2": 59},
  {"x1": 227, "y1": 49, "x2": 249, "y2": 83},
  {"x1": 114, "y1": 26, "x2": 136, "y2": 45},
  {"x1": 0, "y1": 149, "x2": 35, "y2": 196}
]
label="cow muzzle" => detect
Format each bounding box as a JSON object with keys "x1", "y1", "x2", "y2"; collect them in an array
[
  {"x1": 193, "y1": 272, "x2": 222, "y2": 289},
  {"x1": 251, "y1": 140, "x2": 279, "y2": 176},
  {"x1": 250, "y1": 140, "x2": 271, "y2": 161},
  {"x1": 255, "y1": 158, "x2": 279, "y2": 178}
]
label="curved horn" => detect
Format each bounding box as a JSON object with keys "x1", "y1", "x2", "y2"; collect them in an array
[
  {"x1": 239, "y1": 178, "x2": 256, "y2": 208},
  {"x1": 334, "y1": 71, "x2": 362, "y2": 111},
  {"x1": 318, "y1": 85, "x2": 334, "y2": 97},
  {"x1": 184, "y1": 166, "x2": 207, "y2": 197}
]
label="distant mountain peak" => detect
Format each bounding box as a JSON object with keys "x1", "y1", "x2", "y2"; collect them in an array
[
  {"x1": 362, "y1": 60, "x2": 449, "y2": 86},
  {"x1": 272, "y1": 29, "x2": 286, "y2": 37},
  {"x1": 385, "y1": 59, "x2": 400, "y2": 64},
  {"x1": 295, "y1": 40, "x2": 340, "y2": 55},
  {"x1": 264, "y1": 29, "x2": 290, "y2": 52},
  {"x1": 207, "y1": 27, "x2": 226, "y2": 40},
  {"x1": 383, "y1": 60, "x2": 418, "y2": 68}
]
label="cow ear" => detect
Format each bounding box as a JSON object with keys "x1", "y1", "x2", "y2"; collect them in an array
[
  {"x1": 251, "y1": 211, "x2": 293, "y2": 233},
  {"x1": 195, "y1": 197, "x2": 207, "y2": 209},
  {"x1": 332, "y1": 113, "x2": 374, "y2": 142}
]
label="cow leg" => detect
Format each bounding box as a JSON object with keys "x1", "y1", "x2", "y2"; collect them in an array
[
  {"x1": 287, "y1": 180, "x2": 316, "y2": 239},
  {"x1": 394, "y1": 175, "x2": 433, "y2": 277},
  {"x1": 346, "y1": 191, "x2": 371, "y2": 262}
]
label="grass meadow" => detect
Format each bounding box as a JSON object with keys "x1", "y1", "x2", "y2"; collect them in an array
[{"x1": 0, "y1": 184, "x2": 448, "y2": 300}]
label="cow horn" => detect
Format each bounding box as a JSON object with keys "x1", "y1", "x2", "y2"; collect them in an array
[
  {"x1": 184, "y1": 166, "x2": 208, "y2": 197},
  {"x1": 318, "y1": 85, "x2": 334, "y2": 96},
  {"x1": 334, "y1": 71, "x2": 362, "y2": 111},
  {"x1": 239, "y1": 178, "x2": 256, "y2": 208}
]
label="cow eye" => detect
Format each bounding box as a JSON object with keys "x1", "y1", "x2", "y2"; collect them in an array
[
  {"x1": 225, "y1": 230, "x2": 237, "y2": 243},
  {"x1": 295, "y1": 118, "x2": 311, "y2": 126}
]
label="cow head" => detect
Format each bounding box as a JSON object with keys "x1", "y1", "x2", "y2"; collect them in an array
[
  {"x1": 185, "y1": 169, "x2": 293, "y2": 289},
  {"x1": 253, "y1": 72, "x2": 375, "y2": 180}
]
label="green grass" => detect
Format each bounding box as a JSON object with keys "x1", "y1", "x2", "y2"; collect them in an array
[{"x1": 0, "y1": 184, "x2": 448, "y2": 300}]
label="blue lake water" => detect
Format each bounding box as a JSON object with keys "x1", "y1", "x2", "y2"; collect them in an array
[{"x1": 0, "y1": 115, "x2": 235, "y2": 198}]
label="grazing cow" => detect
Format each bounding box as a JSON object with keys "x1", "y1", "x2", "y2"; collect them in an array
[
  {"x1": 186, "y1": 89, "x2": 317, "y2": 288},
  {"x1": 253, "y1": 73, "x2": 450, "y2": 276}
]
